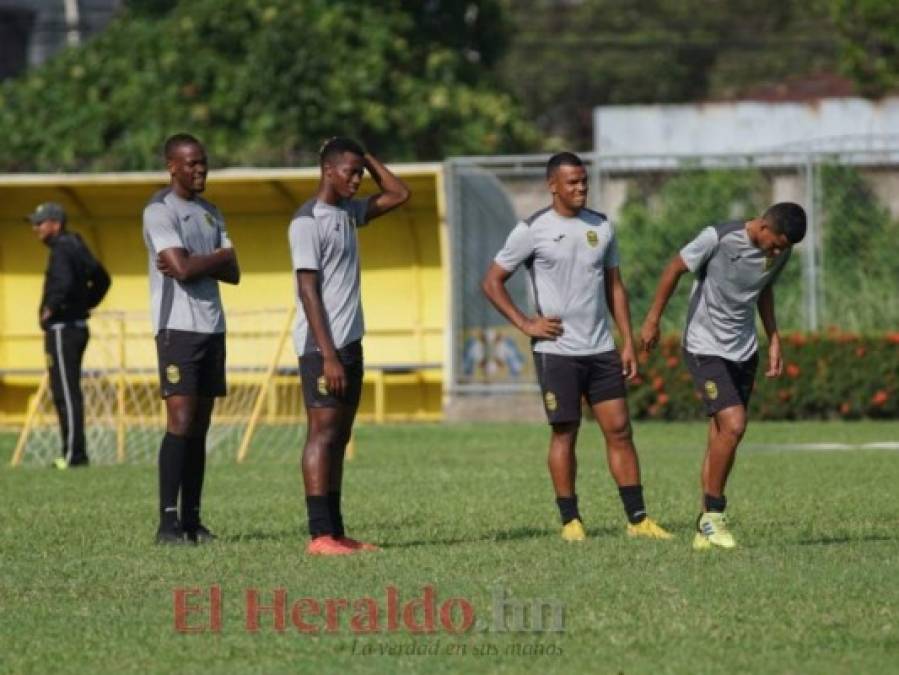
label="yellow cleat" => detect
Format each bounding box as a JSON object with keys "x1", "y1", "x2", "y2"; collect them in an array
[
  {"x1": 561, "y1": 518, "x2": 587, "y2": 542},
  {"x1": 626, "y1": 517, "x2": 674, "y2": 540},
  {"x1": 693, "y1": 512, "x2": 736, "y2": 550},
  {"x1": 53, "y1": 458, "x2": 68, "y2": 470}
]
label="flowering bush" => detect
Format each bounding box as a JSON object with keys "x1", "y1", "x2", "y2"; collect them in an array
[{"x1": 628, "y1": 333, "x2": 899, "y2": 420}]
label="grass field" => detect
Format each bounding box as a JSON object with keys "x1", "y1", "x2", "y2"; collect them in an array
[{"x1": 2, "y1": 421, "x2": 898, "y2": 674}]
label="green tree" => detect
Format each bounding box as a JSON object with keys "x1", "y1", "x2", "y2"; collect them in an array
[
  {"x1": 0, "y1": 0, "x2": 537, "y2": 171},
  {"x1": 500, "y1": 0, "x2": 838, "y2": 148},
  {"x1": 829, "y1": 0, "x2": 899, "y2": 96}
]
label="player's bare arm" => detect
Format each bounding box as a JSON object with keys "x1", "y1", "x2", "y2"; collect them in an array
[
  {"x1": 757, "y1": 284, "x2": 782, "y2": 378},
  {"x1": 604, "y1": 266, "x2": 638, "y2": 380},
  {"x1": 296, "y1": 269, "x2": 345, "y2": 396},
  {"x1": 640, "y1": 254, "x2": 689, "y2": 352},
  {"x1": 363, "y1": 153, "x2": 411, "y2": 221},
  {"x1": 481, "y1": 262, "x2": 563, "y2": 340},
  {"x1": 156, "y1": 247, "x2": 239, "y2": 284}
]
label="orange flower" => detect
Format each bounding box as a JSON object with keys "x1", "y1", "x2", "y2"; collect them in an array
[
  {"x1": 651, "y1": 376, "x2": 665, "y2": 392},
  {"x1": 855, "y1": 346, "x2": 866, "y2": 358},
  {"x1": 871, "y1": 390, "x2": 889, "y2": 406},
  {"x1": 638, "y1": 352, "x2": 649, "y2": 365},
  {"x1": 785, "y1": 363, "x2": 800, "y2": 378},
  {"x1": 788, "y1": 333, "x2": 807, "y2": 347},
  {"x1": 886, "y1": 332, "x2": 899, "y2": 345},
  {"x1": 666, "y1": 356, "x2": 679, "y2": 369},
  {"x1": 777, "y1": 389, "x2": 792, "y2": 402},
  {"x1": 657, "y1": 393, "x2": 670, "y2": 406},
  {"x1": 839, "y1": 402, "x2": 851, "y2": 415}
]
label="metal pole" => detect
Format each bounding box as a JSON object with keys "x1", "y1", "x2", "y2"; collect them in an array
[
  {"x1": 116, "y1": 315, "x2": 126, "y2": 463},
  {"x1": 10, "y1": 373, "x2": 50, "y2": 467},
  {"x1": 236, "y1": 305, "x2": 296, "y2": 463},
  {"x1": 803, "y1": 158, "x2": 819, "y2": 331}
]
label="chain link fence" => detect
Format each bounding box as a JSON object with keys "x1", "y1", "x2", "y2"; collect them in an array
[{"x1": 444, "y1": 150, "x2": 899, "y2": 393}]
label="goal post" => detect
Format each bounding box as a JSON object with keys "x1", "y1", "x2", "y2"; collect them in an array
[{"x1": 11, "y1": 307, "x2": 303, "y2": 467}]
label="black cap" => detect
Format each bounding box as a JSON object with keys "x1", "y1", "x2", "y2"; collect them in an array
[{"x1": 26, "y1": 202, "x2": 67, "y2": 226}]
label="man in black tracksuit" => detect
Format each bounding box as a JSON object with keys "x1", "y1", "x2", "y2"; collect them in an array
[{"x1": 28, "y1": 202, "x2": 110, "y2": 468}]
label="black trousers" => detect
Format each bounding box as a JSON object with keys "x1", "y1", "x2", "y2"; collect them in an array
[{"x1": 44, "y1": 324, "x2": 89, "y2": 464}]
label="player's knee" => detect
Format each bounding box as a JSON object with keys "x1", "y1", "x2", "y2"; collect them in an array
[
  {"x1": 720, "y1": 417, "x2": 747, "y2": 442},
  {"x1": 603, "y1": 418, "x2": 633, "y2": 445}
]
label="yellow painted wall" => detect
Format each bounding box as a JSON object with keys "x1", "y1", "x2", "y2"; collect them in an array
[{"x1": 0, "y1": 166, "x2": 445, "y2": 424}]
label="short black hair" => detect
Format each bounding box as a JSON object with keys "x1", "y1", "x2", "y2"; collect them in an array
[
  {"x1": 320, "y1": 137, "x2": 365, "y2": 167},
  {"x1": 763, "y1": 202, "x2": 807, "y2": 244},
  {"x1": 546, "y1": 151, "x2": 584, "y2": 179},
  {"x1": 164, "y1": 133, "x2": 202, "y2": 160}
]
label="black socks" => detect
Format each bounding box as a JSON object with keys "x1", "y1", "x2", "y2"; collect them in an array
[
  {"x1": 328, "y1": 491, "x2": 345, "y2": 538},
  {"x1": 556, "y1": 495, "x2": 580, "y2": 525},
  {"x1": 306, "y1": 496, "x2": 331, "y2": 538},
  {"x1": 618, "y1": 484, "x2": 647, "y2": 524},
  {"x1": 181, "y1": 435, "x2": 206, "y2": 531},
  {"x1": 158, "y1": 432, "x2": 187, "y2": 530},
  {"x1": 704, "y1": 493, "x2": 727, "y2": 513}
]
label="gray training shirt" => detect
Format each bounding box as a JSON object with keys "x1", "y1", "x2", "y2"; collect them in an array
[
  {"x1": 288, "y1": 197, "x2": 371, "y2": 356},
  {"x1": 142, "y1": 188, "x2": 232, "y2": 335},
  {"x1": 680, "y1": 220, "x2": 791, "y2": 362},
  {"x1": 494, "y1": 207, "x2": 620, "y2": 356}
]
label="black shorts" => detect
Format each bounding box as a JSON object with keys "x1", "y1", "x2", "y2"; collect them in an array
[
  {"x1": 155, "y1": 330, "x2": 226, "y2": 399},
  {"x1": 534, "y1": 350, "x2": 626, "y2": 425},
  {"x1": 300, "y1": 340, "x2": 364, "y2": 409},
  {"x1": 683, "y1": 349, "x2": 758, "y2": 416}
]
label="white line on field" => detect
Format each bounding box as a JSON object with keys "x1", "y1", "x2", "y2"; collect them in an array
[{"x1": 743, "y1": 442, "x2": 899, "y2": 452}]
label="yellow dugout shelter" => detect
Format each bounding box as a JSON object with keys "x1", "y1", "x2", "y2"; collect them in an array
[{"x1": 0, "y1": 165, "x2": 448, "y2": 427}]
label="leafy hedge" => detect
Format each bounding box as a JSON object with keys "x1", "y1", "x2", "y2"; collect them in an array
[{"x1": 629, "y1": 332, "x2": 899, "y2": 420}]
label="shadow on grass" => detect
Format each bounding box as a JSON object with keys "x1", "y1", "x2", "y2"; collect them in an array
[
  {"x1": 797, "y1": 534, "x2": 893, "y2": 546},
  {"x1": 385, "y1": 524, "x2": 627, "y2": 549},
  {"x1": 221, "y1": 530, "x2": 299, "y2": 543}
]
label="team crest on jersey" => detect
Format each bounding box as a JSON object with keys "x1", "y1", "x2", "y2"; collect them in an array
[
  {"x1": 585, "y1": 230, "x2": 599, "y2": 248},
  {"x1": 317, "y1": 376, "x2": 329, "y2": 396},
  {"x1": 704, "y1": 380, "x2": 718, "y2": 400},
  {"x1": 166, "y1": 364, "x2": 181, "y2": 384},
  {"x1": 544, "y1": 391, "x2": 558, "y2": 411}
]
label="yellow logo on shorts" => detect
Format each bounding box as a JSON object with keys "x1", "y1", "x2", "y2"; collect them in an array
[
  {"x1": 46, "y1": 353, "x2": 54, "y2": 368},
  {"x1": 704, "y1": 380, "x2": 718, "y2": 400},
  {"x1": 585, "y1": 230, "x2": 599, "y2": 247},
  {"x1": 166, "y1": 364, "x2": 181, "y2": 384},
  {"x1": 317, "y1": 376, "x2": 328, "y2": 396},
  {"x1": 544, "y1": 391, "x2": 558, "y2": 411}
]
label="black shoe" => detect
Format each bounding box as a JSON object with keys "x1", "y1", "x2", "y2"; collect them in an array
[
  {"x1": 69, "y1": 457, "x2": 90, "y2": 468},
  {"x1": 185, "y1": 523, "x2": 217, "y2": 544},
  {"x1": 155, "y1": 523, "x2": 190, "y2": 545}
]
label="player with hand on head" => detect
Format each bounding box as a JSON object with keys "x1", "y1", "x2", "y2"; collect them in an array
[
  {"x1": 143, "y1": 133, "x2": 240, "y2": 545},
  {"x1": 289, "y1": 137, "x2": 410, "y2": 555},
  {"x1": 482, "y1": 151, "x2": 672, "y2": 543},
  {"x1": 639, "y1": 202, "x2": 806, "y2": 550}
]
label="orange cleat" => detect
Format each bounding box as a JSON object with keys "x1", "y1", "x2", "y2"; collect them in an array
[
  {"x1": 339, "y1": 536, "x2": 380, "y2": 552},
  {"x1": 306, "y1": 535, "x2": 358, "y2": 556}
]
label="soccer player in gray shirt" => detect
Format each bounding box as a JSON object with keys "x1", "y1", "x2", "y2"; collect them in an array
[
  {"x1": 143, "y1": 133, "x2": 240, "y2": 545},
  {"x1": 482, "y1": 152, "x2": 672, "y2": 542},
  {"x1": 640, "y1": 202, "x2": 806, "y2": 550},
  {"x1": 289, "y1": 137, "x2": 409, "y2": 556}
]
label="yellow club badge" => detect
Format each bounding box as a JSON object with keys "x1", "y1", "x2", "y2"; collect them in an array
[
  {"x1": 166, "y1": 364, "x2": 181, "y2": 384},
  {"x1": 544, "y1": 391, "x2": 558, "y2": 411},
  {"x1": 585, "y1": 230, "x2": 599, "y2": 248},
  {"x1": 317, "y1": 376, "x2": 328, "y2": 396},
  {"x1": 704, "y1": 380, "x2": 718, "y2": 400}
]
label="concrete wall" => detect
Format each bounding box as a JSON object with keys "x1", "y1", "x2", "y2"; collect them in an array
[{"x1": 595, "y1": 98, "x2": 899, "y2": 156}]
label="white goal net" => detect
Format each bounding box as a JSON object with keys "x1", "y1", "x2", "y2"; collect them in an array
[{"x1": 11, "y1": 308, "x2": 304, "y2": 467}]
